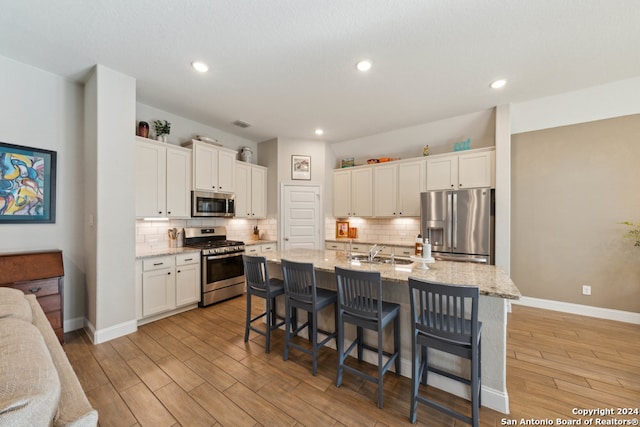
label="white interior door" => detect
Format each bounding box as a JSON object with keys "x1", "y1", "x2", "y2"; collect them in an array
[{"x1": 281, "y1": 184, "x2": 321, "y2": 251}]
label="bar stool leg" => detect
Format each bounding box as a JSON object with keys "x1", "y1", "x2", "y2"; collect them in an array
[{"x1": 244, "y1": 292, "x2": 251, "y2": 343}]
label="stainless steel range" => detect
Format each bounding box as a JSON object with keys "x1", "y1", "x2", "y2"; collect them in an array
[{"x1": 183, "y1": 227, "x2": 245, "y2": 306}]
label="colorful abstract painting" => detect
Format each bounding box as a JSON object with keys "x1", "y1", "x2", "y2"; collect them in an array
[{"x1": 0, "y1": 142, "x2": 56, "y2": 223}]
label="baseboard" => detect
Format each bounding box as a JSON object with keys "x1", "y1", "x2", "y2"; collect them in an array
[
  {"x1": 84, "y1": 319, "x2": 138, "y2": 344},
  {"x1": 512, "y1": 296, "x2": 640, "y2": 324},
  {"x1": 64, "y1": 316, "x2": 86, "y2": 332}
]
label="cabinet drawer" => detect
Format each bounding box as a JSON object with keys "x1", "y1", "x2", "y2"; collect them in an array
[
  {"x1": 46, "y1": 310, "x2": 62, "y2": 329},
  {"x1": 261, "y1": 244, "x2": 276, "y2": 252},
  {"x1": 11, "y1": 278, "x2": 59, "y2": 298},
  {"x1": 394, "y1": 247, "x2": 414, "y2": 257},
  {"x1": 325, "y1": 242, "x2": 345, "y2": 250},
  {"x1": 143, "y1": 256, "x2": 175, "y2": 271},
  {"x1": 39, "y1": 294, "x2": 61, "y2": 313},
  {"x1": 350, "y1": 244, "x2": 369, "y2": 253},
  {"x1": 245, "y1": 245, "x2": 261, "y2": 255},
  {"x1": 176, "y1": 253, "x2": 199, "y2": 266}
]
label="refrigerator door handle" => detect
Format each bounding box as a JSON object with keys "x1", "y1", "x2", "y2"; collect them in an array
[
  {"x1": 452, "y1": 192, "x2": 457, "y2": 250},
  {"x1": 446, "y1": 193, "x2": 453, "y2": 250}
]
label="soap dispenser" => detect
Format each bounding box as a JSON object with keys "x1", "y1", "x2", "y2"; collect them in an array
[{"x1": 424, "y1": 238, "x2": 432, "y2": 259}]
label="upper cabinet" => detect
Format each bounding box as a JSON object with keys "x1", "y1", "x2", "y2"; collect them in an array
[
  {"x1": 333, "y1": 167, "x2": 373, "y2": 217},
  {"x1": 373, "y1": 159, "x2": 425, "y2": 217},
  {"x1": 185, "y1": 140, "x2": 237, "y2": 193},
  {"x1": 426, "y1": 148, "x2": 495, "y2": 191},
  {"x1": 235, "y1": 162, "x2": 267, "y2": 219},
  {"x1": 135, "y1": 137, "x2": 191, "y2": 218}
]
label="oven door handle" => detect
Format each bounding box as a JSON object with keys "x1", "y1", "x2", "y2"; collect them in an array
[{"x1": 206, "y1": 252, "x2": 244, "y2": 261}]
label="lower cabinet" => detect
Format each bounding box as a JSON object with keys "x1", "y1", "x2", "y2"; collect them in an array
[
  {"x1": 137, "y1": 253, "x2": 200, "y2": 320},
  {"x1": 245, "y1": 242, "x2": 277, "y2": 255}
]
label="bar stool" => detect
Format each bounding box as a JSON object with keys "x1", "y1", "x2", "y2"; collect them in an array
[
  {"x1": 335, "y1": 267, "x2": 400, "y2": 409},
  {"x1": 408, "y1": 277, "x2": 482, "y2": 426},
  {"x1": 243, "y1": 254, "x2": 285, "y2": 353},
  {"x1": 281, "y1": 259, "x2": 337, "y2": 376}
]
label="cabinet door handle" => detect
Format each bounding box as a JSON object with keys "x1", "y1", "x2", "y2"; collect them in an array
[
  {"x1": 167, "y1": 272, "x2": 171, "y2": 275},
  {"x1": 184, "y1": 258, "x2": 193, "y2": 261},
  {"x1": 177, "y1": 270, "x2": 181, "y2": 273},
  {"x1": 29, "y1": 287, "x2": 41, "y2": 293},
  {"x1": 158, "y1": 211, "x2": 162, "y2": 214},
  {"x1": 168, "y1": 211, "x2": 172, "y2": 214},
  {"x1": 153, "y1": 262, "x2": 164, "y2": 266}
]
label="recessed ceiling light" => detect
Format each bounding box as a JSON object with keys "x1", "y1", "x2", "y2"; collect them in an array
[
  {"x1": 490, "y1": 79, "x2": 507, "y2": 89},
  {"x1": 356, "y1": 59, "x2": 372, "y2": 72},
  {"x1": 315, "y1": 128, "x2": 324, "y2": 136},
  {"x1": 191, "y1": 61, "x2": 209, "y2": 73}
]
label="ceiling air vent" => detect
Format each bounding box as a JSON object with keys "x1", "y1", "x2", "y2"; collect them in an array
[{"x1": 232, "y1": 120, "x2": 251, "y2": 129}]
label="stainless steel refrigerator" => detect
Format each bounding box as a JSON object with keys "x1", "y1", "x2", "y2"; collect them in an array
[{"x1": 420, "y1": 188, "x2": 494, "y2": 264}]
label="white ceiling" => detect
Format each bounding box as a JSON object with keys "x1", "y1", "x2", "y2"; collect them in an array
[{"x1": 1, "y1": 0, "x2": 639, "y2": 143}]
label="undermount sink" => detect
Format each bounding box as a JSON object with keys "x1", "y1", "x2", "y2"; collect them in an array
[{"x1": 349, "y1": 255, "x2": 414, "y2": 265}]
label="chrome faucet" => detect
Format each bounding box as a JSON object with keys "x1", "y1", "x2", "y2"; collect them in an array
[{"x1": 368, "y1": 244, "x2": 386, "y2": 262}]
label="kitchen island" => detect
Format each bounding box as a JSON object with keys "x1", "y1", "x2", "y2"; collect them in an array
[{"x1": 265, "y1": 249, "x2": 520, "y2": 414}]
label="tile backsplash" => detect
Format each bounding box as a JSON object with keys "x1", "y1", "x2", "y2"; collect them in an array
[
  {"x1": 324, "y1": 217, "x2": 420, "y2": 245},
  {"x1": 136, "y1": 217, "x2": 277, "y2": 251},
  {"x1": 137, "y1": 216, "x2": 418, "y2": 251}
]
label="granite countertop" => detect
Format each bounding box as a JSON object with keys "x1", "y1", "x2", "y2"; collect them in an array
[
  {"x1": 135, "y1": 246, "x2": 201, "y2": 260},
  {"x1": 266, "y1": 249, "x2": 521, "y2": 300}
]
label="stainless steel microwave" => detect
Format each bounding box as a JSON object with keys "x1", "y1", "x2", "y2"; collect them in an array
[{"x1": 191, "y1": 191, "x2": 235, "y2": 217}]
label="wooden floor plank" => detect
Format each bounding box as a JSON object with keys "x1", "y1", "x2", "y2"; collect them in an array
[
  {"x1": 126, "y1": 354, "x2": 173, "y2": 391},
  {"x1": 84, "y1": 382, "x2": 137, "y2": 427},
  {"x1": 65, "y1": 298, "x2": 640, "y2": 427},
  {"x1": 119, "y1": 382, "x2": 177, "y2": 427},
  {"x1": 189, "y1": 382, "x2": 258, "y2": 427},
  {"x1": 155, "y1": 382, "x2": 216, "y2": 427}
]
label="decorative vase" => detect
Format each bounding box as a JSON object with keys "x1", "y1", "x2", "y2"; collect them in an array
[
  {"x1": 138, "y1": 121, "x2": 149, "y2": 138},
  {"x1": 157, "y1": 134, "x2": 167, "y2": 143},
  {"x1": 240, "y1": 146, "x2": 253, "y2": 163}
]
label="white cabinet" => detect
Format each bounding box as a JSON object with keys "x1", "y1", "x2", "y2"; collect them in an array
[
  {"x1": 235, "y1": 162, "x2": 267, "y2": 219},
  {"x1": 135, "y1": 137, "x2": 191, "y2": 218},
  {"x1": 188, "y1": 140, "x2": 237, "y2": 193},
  {"x1": 373, "y1": 159, "x2": 425, "y2": 217},
  {"x1": 245, "y1": 242, "x2": 277, "y2": 255},
  {"x1": 325, "y1": 241, "x2": 346, "y2": 251},
  {"x1": 141, "y1": 256, "x2": 175, "y2": 317},
  {"x1": 137, "y1": 252, "x2": 201, "y2": 320},
  {"x1": 166, "y1": 147, "x2": 192, "y2": 218},
  {"x1": 426, "y1": 148, "x2": 495, "y2": 190},
  {"x1": 333, "y1": 167, "x2": 373, "y2": 217},
  {"x1": 175, "y1": 253, "x2": 200, "y2": 307}
]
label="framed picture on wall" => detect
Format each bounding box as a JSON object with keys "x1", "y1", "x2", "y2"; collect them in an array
[
  {"x1": 291, "y1": 155, "x2": 311, "y2": 180},
  {"x1": 0, "y1": 141, "x2": 57, "y2": 224}
]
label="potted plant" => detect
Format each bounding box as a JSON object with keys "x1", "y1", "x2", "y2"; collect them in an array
[
  {"x1": 153, "y1": 119, "x2": 171, "y2": 142},
  {"x1": 620, "y1": 221, "x2": 640, "y2": 246}
]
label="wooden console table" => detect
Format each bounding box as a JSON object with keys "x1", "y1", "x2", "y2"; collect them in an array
[{"x1": 0, "y1": 250, "x2": 64, "y2": 343}]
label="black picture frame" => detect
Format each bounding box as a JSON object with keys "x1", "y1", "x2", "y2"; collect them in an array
[
  {"x1": 0, "y1": 141, "x2": 57, "y2": 224},
  {"x1": 291, "y1": 154, "x2": 311, "y2": 180}
]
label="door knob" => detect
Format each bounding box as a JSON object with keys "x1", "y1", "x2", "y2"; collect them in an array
[{"x1": 284, "y1": 237, "x2": 289, "y2": 241}]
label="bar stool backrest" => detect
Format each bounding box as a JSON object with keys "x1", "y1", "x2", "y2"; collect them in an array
[
  {"x1": 335, "y1": 267, "x2": 382, "y2": 321},
  {"x1": 409, "y1": 279, "x2": 479, "y2": 347},
  {"x1": 281, "y1": 259, "x2": 316, "y2": 304},
  {"x1": 243, "y1": 255, "x2": 270, "y2": 292}
]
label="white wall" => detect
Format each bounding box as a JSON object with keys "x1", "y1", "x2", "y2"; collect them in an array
[
  {"x1": 136, "y1": 103, "x2": 256, "y2": 158},
  {"x1": 331, "y1": 109, "x2": 496, "y2": 166},
  {"x1": 0, "y1": 54, "x2": 87, "y2": 327},
  {"x1": 511, "y1": 76, "x2": 640, "y2": 134}
]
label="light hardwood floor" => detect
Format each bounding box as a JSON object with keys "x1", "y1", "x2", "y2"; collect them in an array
[{"x1": 64, "y1": 297, "x2": 640, "y2": 426}]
